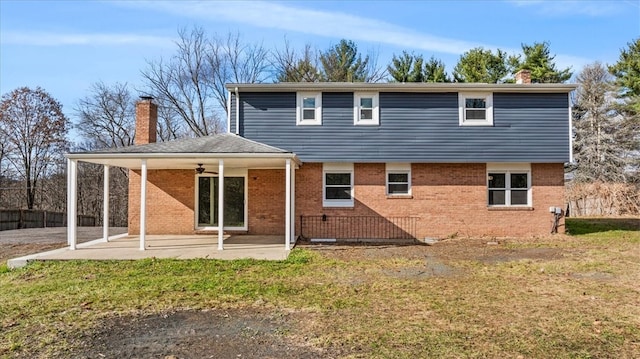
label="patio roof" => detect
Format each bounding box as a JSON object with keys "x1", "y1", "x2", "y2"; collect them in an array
[
  {"x1": 65, "y1": 133, "x2": 298, "y2": 253},
  {"x1": 65, "y1": 133, "x2": 301, "y2": 170}
]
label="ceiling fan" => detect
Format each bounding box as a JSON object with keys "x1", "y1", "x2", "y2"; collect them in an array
[{"x1": 195, "y1": 163, "x2": 217, "y2": 174}]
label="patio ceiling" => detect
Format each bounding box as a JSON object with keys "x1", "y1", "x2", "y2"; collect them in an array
[{"x1": 64, "y1": 153, "x2": 300, "y2": 170}]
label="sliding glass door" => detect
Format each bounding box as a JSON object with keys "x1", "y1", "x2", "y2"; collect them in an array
[{"x1": 197, "y1": 176, "x2": 245, "y2": 228}]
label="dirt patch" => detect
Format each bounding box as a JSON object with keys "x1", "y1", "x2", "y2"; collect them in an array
[
  {"x1": 301, "y1": 238, "x2": 566, "y2": 264},
  {"x1": 477, "y1": 247, "x2": 564, "y2": 263},
  {"x1": 69, "y1": 308, "x2": 338, "y2": 359},
  {"x1": 572, "y1": 271, "x2": 616, "y2": 281}
]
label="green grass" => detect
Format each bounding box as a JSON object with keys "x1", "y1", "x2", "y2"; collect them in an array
[
  {"x1": 1, "y1": 219, "x2": 639, "y2": 358},
  {"x1": 566, "y1": 217, "x2": 639, "y2": 236}
]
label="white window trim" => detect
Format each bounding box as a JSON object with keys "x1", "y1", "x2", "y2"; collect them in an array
[
  {"x1": 323, "y1": 163, "x2": 354, "y2": 207},
  {"x1": 386, "y1": 163, "x2": 411, "y2": 196},
  {"x1": 459, "y1": 92, "x2": 494, "y2": 126},
  {"x1": 194, "y1": 169, "x2": 248, "y2": 231},
  {"x1": 296, "y1": 92, "x2": 322, "y2": 125},
  {"x1": 487, "y1": 163, "x2": 531, "y2": 207},
  {"x1": 353, "y1": 92, "x2": 380, "y2": 126}
]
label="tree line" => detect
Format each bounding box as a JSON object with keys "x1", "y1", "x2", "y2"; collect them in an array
[{"x1": 1, "y1": 27, "x2": 638, "y2": 223}]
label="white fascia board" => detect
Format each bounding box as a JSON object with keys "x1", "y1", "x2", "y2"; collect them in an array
[
  {"x1": 65, "y1": 152, "x2": 302, "y2": 167},
  {"x1": 226, "y1": 82, "x2": 577, "y2": 93}
]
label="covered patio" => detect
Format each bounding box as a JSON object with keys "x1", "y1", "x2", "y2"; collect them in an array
[
  {"x1": 7, "y1": 234, "x2": 289, "y2": 268},
  {"x1": 65, "y1": 133, "x2": 300, "y2": 255}
]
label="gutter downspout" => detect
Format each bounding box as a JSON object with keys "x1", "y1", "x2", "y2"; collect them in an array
[
  {"x1": 226, "y1": 90, "x2": 231, "y2": 133},
  {"x1": 568, "y1": 92, "x2": 574, "y2": 164},
  {"x1": 235, "y1": 87, "x2": 240, "y2": 135}
]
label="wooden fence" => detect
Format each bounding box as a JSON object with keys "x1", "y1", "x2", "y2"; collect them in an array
[{"x1": 0, "y1": 210, "x2": 96, "y2": 231}]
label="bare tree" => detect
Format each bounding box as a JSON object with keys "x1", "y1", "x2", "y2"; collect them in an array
[
  {"x1": 212, "y1": 31, "x2": 271, "y2": 103},
  {"x1": 273, "y1": 40, "x2": 323, "y2": 82},
  {"x1": 0, "y1": 87, "x2": 69, "y2": 209},
  {"x1": 75, "y1": 82, "x2": 136, "y2": 149},
  {"x1": 141, "y1": 27, "x2": 270, "y2": 137},
  {"x1": 0, "y1": 133, "x2": 11, "y2": 208},
  {"x1": 571, "y1": 62, "x2": 626, "y2": 182},
  {"x1": 363, "y1": 46, "x2": 387, "y2": 83}
]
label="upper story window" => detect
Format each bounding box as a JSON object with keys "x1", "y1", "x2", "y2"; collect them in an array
[
  {"x1": 459, "y1": 92, "x2": 493, "y2": 126},
  {"x1": 487, "y1": 163, "x2": 531, "y2": 207},
  {"x1": 386, "y1": 163, "x2": 411, "y2": 196},
  {"x1": 323, "y1": 163, "x2": 354, "y2": 207},
  {"x1": 354, "y1": 92, "x2": 379, "y2": 125},
  {"x1": 297, "y1": 92, "x2": 322, "y2": 125}
]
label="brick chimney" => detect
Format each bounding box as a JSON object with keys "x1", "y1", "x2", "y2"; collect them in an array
[
  {"x1": 515, "y1": 69, "x2": 532, "y2": 84},
  {"x1": 135, "y1": 96, "x2": 157, "y2": 145}
]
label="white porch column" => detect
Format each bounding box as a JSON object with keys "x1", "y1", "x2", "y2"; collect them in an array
[
  {"x1": 285, "y1": 159, "x2": 291, "y2": 251},
  {"x1": 218, "y1": 160, "x2": 224, "y2": 250},
  {"x1": 103, "y1": 165, "x2": 110, "y2": 242},
  {"x1": 291, "y1": 163, "x2": 296, "y2": 242},
  {"x1": 67, "y1": 159, "x2": 78, "y2": 250},
  {"x1": 139, "y1": 159, "x2": 147, "y2": 251}
]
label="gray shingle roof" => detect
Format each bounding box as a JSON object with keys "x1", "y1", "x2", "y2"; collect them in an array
[{"x1": 82, "y1": 134, "x2": 291, "y2": 154}]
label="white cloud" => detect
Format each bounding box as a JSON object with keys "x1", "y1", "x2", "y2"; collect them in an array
[
  {"x1": 507, "y1": 0, "x2": 625, "y2": 17},
  {"x1": 114, "y1": 0, "x2": 593, "y2": 70},
  {"x1": 1, "y1": 31, "x2": 173, "y2": 47},
  {"x1": 118, "y1": 0, "x2": 491, "y2": 55}
]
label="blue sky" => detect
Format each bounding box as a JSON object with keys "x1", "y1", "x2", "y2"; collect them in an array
[{"x1": 1, "y1": 0, "x2": 639, "y2": 127}]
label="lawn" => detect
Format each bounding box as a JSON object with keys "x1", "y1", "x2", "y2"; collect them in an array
[{"x1": 1, "y1": 218, "x2": 639, "y2": 358}]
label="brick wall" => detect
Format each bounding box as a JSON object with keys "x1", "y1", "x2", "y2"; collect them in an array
[
  {"x1": 295, "y1": 162, "x2": 565, "y2": 239},
  {"x1": 127, "y1": 162, "x2": 564, "y2": 238},
  {"x1": 128, "y1": 169, "x2": 195, "y2": 234},
  {"x1": 248, "y1": 169, "x2": 286, "y2": 235}
]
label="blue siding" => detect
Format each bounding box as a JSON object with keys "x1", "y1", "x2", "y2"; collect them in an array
[{"x1": 234, "y1": 91, "x2": 570, "y2": 163}]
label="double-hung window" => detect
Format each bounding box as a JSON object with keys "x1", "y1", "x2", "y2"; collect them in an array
[
  {"x1": 323, "y1": 163, "x2": 354, "y2": 207},
  {"x1": 487, "y1": 164, "x2": 531, "y2": 207},
  {"x1": 297, "y1": 92, "x2": 322, "y2": 125},
  {"x1": 386, "y1": 163, "x2": 411, "y2": 196},
  {"x1": 354, "y1": 92, "x2": 379, "y2": 125},
  {"x1": 459, "y1": 92, "x2": 493, "y2": 126}
]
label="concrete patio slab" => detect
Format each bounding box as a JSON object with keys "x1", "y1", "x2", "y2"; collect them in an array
[{"x1": 8, "y1": 234, "x2": 291, "y2": 268}]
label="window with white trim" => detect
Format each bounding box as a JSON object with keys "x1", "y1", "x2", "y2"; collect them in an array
[
  {"x1": 297, "y1": 92, "x2": 322, "y2": 125},
  {"x1": 386, "y1": 163, "x2": 411, "y2": 196},
  {"x1": 354, "y1": 92, "x2": 379, "y2": 125},
  {"x1": 323, "y1": 163, "x2": 354, "y2": 207},
  {"x1": 487, "y1": 165, "x2": 531, "y2": 207},
  {"x1": 459, "y1": 92, "x2": 493, "y2": 126}
]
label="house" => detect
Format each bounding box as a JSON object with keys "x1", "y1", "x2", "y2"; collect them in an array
[{"x1": 65, "y1": 70, "x2": 575, "y2": 250}]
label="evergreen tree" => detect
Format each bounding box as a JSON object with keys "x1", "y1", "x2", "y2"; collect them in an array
[
  {"x1": 453, "y1": 47, "x2": 508, "y2": 83},
  {"x1": 319, "y1": 39, "x2": 368, "y2": 82},
  {"x1": 609, "y1": 38, "x2": 640, "y2": 99},
  {"x1": 387, "y1": 53, "x2": 449, "y2": 83},
  {"x1": 424, "y1": 56, "x2": 451, "y2": 83},
  {"x1": 571, "y1": 63, "x2": 626, "y2": 182},
  {"x1": 387, "y1": 51, "x2": 424, "y2": 82},
  {"x1": 608, "y1": 38, "x2": 640, "y2": 179},
  {"x1": 508, "y1": 41, "x2": 572, "y2": 83}
]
